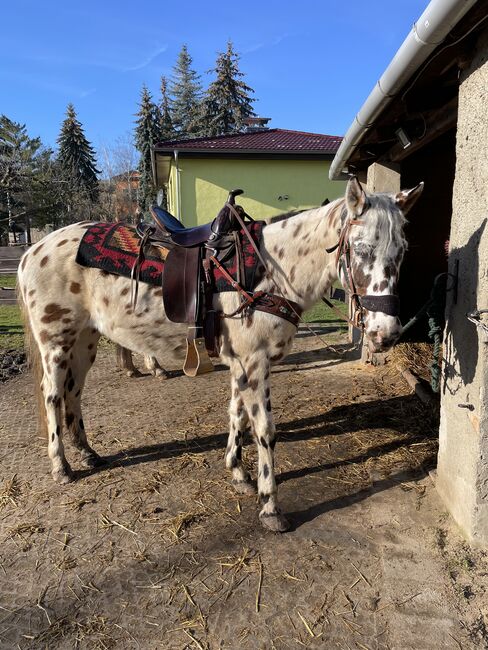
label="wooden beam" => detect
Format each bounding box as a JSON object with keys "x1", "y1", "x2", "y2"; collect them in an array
[{"x1": 388, "y1": 96, "x2": 458, "y2": 163}]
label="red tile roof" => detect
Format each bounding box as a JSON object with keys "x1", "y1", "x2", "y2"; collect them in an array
[{"x1": 155, "y1": 129, "x2": 342, "y2": 154}]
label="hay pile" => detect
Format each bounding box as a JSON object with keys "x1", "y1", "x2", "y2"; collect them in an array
[{"x1": 391, "y1": 342, "x2": 435, "y2": 384}]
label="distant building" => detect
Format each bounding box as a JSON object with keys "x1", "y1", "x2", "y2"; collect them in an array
[{"x1": 153, "y1": 127, "x2": 344, "y2": 226}]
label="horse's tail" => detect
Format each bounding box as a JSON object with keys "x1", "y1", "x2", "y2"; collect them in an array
[{"x1": 17, "y1": 273, "x2": 48, "y2": 438}]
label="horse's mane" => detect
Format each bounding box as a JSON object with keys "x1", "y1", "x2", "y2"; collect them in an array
[
  {"x1": 266, "y1": 209, "x2": 310, "y2": 224},
  {"x1": 362, "y1": 193, "x2": 408, "y2": 255},
  {"x1": 264, "y1": 193, "x2": 406, "y2": 255}
]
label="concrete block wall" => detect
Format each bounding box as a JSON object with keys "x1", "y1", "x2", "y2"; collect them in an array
[{"x1": 436, "y1": 26, "x2": 488, "y2": 544}]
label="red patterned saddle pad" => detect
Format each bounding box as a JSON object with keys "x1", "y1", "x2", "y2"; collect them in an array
[{"x1": 76, "y1": 222, "x2": 165, "y2": 286}]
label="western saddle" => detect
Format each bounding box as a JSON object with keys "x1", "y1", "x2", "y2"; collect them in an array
[
  {"x1": 133, "y1": 189, "x2": 302, "y2": 377},
  {"x1": 134, "y1": 190, "x2": 250, "y2": 376}
]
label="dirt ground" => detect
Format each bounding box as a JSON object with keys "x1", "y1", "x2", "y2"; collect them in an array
[{"x1": 0, "y1": 327, "x2": 487, "y2": 649}]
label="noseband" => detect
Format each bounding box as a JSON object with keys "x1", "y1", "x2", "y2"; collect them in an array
[{"x1": 327, "y1": 217, "x2": 401, "y2": 328}]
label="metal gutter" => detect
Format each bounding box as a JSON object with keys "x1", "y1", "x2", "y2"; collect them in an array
[
  {"x1": 174, "y1": 149, "x2": 182, "y2": 222},
  {"x1": 329, "y1": 0, "x2": 479, "y2": 180}
]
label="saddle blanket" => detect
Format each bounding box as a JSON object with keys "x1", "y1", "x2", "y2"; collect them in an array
[
  {"x1": 76, "y1": 222, "x2": 165, "y2": 286},
  {"x1": 75, "y1": 221, "x2": 265, "y2": 292}
]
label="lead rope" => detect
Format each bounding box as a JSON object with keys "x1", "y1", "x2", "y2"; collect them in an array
[{"x1": 226, "y1": 203, "x2": 357, "y2": 355}]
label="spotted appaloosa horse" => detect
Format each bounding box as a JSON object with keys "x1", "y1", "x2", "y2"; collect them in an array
[{"x1": 17, "y1": 178, "x2": 422, "y2": 532}]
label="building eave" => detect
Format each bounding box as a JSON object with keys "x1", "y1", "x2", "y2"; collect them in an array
[{"x1": 329, "y1": 0, "x2": 481, "y2": 180}]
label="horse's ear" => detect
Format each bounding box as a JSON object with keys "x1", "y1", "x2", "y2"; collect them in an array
[
  {"x1": 346, "y1": 176, "x2": 367, "y2": 216},
  {"x1": 395, "y1": 182, "x2": 424, "y2": 214}
]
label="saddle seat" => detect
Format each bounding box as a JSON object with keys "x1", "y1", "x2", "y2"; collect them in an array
[
  {"x1": 150, "y1": 206, "x2": 214, "y2": 246},
  {"x1": 145, "y1": 202, "x2": 248, "y2": 249}
]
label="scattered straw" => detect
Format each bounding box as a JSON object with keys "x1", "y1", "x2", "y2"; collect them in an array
[
  {"x1": 165, "y1": 509, "x2": 207, "y2": 540},
  {"x1": 255, "y1": 555, "x2": 263, "y2": 613},
  {"x1": 99, "y1": 515, "x2": 137, "y2": 535},
  {"x1": 297, "y1": 609, "x2": 316, "y2": 637},
  {"x1": 0, "y1": 474, "x2": 21, "y2": 509}
]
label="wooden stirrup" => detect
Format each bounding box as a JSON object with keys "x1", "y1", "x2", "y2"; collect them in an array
[{"x1": 183, "y1": 337, "x2": 215, "y2": 377}]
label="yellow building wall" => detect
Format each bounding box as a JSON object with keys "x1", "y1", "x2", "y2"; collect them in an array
[{"x1": 167, "y1": 158, "x2": 345, "y2": 226}]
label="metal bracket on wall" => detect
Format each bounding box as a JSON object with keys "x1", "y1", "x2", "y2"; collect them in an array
[
  {"x1": 467, "y1": 309, "x2": 488, "y2": 340},
  {"x1": 449, "y1": 259, "x2": 459, "y2": 305}
]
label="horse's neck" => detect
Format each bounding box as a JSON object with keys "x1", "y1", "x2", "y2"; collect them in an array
[{"x1": 260, "y1": 200, "x2": 343, "y2": 309}]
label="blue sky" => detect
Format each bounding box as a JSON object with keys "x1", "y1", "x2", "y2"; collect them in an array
[{"x1": 1, "y1": 0, "x2": 427, "y2": 151}]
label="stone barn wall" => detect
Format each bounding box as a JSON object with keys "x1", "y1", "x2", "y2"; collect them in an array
[{"x1": 436, "y1": 24, "x2": 488, "y2": 544}]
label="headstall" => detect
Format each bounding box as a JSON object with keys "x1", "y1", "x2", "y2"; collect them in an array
[{"x1": 325, "y1": 215, "x2": 400, "y2": 329}]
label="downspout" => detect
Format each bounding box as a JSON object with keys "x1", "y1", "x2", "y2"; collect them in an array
[
  {"x1": 329, "y1": 0, "x2": 479, "y2": 180},
  {"x1": 174, "y1": 149, "x2": 182, "y2": 223}
]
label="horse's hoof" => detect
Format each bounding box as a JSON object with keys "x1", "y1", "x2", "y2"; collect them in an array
[
  {"x1": 52, "y1": 465, "x2": 74, "y2": 484},
  {"x1": 127, "y1": 370, "x2": 143, "y2": 378},
  {"x1": 82, "y1": 453, "x2": 107, "y2": 469},
  {"x1": 232, "y1": 478, "x2": 256, "y2": 495},
  {"x1": 259, "y1": 511, "x2": 290, "y2": 533},
  {"x1": 154, "y1": 370, "x2": 168, "y2": 380}
]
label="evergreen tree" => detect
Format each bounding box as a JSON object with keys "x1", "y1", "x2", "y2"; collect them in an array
[
  {"x1": 200, "y1": 41, "x2": 255, "y2": 137},
  {"x1": 170, "y1": 45, "x2": 202, "y2": 136},
  {"x1": 57, "y1": 104, "x2": 100, "y2": 202},
  {"x1": 159, "y1": 76, "x2": 175, "y2": 141},
  {"x1": 134, "y1": 85, "x2": 161, "y2": 213},
  {"x1": 0, "y1": 116, "x2": 61, "y2": 239}
]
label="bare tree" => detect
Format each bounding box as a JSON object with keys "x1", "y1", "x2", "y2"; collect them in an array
[{"x1": 98, "y1": 134, "x2": 139, "y2": 223}]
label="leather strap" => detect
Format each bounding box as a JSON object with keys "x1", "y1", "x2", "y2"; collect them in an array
[
  {"x1": 253, "y1": 293, "x2": 302, "y2": 327},
  {"x1": 360, "y1": 294, "x2": 400, "y2": 317},
  {"x1": 226, "y1": 203, "x2": 304, "y2": 328},
  {"x1": 210, "y1": 253, "x2": 302, "y2": 327}
]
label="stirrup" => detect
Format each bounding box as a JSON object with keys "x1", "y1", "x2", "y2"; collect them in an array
[{"x1": 183, "y1": 337, "x2": 215, "y2": 377}]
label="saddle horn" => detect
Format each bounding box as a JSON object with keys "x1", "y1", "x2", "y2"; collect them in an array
[{"x1": 227, "y1": 189, "x2": 244, "y2": 205}]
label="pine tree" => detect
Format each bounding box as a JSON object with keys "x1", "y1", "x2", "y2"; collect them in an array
[
  {"x1": 200, "y1": 41, "x2": 255, "y2": 137},
  {"x1": 0, "y1": 115, "x2": 61, "y2": 237},
  {"x1": 159, "y1": 76, "x2": 174, "y2": 141},
  {"x1": 134, "y1": 85, "x2": 161, "y2": 213},
  {"x1": 170, "y1": 45, "x2": 202, "y2": 137},
  {"x1": 57, "y1": 104, "x2": 100, "y2": 202}
]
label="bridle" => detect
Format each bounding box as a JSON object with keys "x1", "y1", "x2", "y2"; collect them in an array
[{"x1": 325, "y1": 213, "x2": 401, "y2": 330}]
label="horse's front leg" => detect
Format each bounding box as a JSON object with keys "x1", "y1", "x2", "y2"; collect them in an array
[
  {"x1": 231, "y1": 357, "x2": 289, "y2": 532},
  {"x1": 226, "y1": 375, "x2": 255, "y2": 495}
]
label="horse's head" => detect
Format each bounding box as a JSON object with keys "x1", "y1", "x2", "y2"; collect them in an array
[{"x1": 339, "y1": 177, "x2": 423, "y2": 353}]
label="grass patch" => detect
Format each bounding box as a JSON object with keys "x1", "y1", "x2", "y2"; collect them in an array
[
  {"x1": 303, "y1": 298, "x2": 348, "y2": 327},
  {"x1": 0, "y1": 305, "x2": 24, "y2": 351},
  {"x1": 0, "y1": 274, "x2": 17, "y2": 289}
]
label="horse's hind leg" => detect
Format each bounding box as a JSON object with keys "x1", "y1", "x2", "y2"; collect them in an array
[
  {"x1": 64, "y1": 328, "x2": 105, "y2": 468},
  {"x1": 226, "y1": 375, "x2": 255, "y2": 495},
  {"x1": 41, "y1": 348, "x2": 74, "y2": 484},
  {"x1": 144, "y1": 355, "x2": 168, "y2": 379}
]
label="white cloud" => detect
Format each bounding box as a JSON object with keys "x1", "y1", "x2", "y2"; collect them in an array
[
  {"x1": 121, "y1": 45, "x2": 169, "y2": 72},
  {"x1": 243, "y1": 33, "x2": 288, "y2": 54}
]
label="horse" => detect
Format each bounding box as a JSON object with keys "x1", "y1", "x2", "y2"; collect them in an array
[{"x1": 17, "y1": 177, "x2": 423, "y2": 532}]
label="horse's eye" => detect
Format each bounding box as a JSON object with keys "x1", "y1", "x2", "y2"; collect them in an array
[{"x1": 354, "y1": 243, "x2": 369, "y2": 257}]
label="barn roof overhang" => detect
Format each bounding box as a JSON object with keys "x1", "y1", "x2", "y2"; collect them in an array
[{"x1": 329, "y1": 0, "x2": 487, "y2": 180}]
